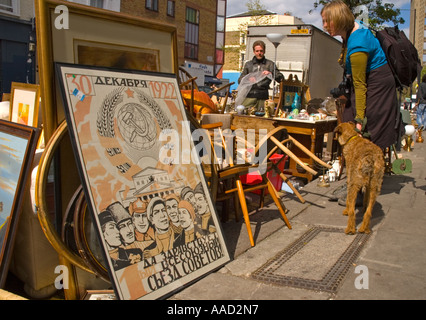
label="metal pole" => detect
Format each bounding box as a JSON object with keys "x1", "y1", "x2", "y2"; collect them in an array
[{"x1": 273, "y1": 45, "x2": 278, "y2": 99}]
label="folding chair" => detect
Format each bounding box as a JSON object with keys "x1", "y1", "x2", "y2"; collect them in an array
[
  {"x1": 198, "y1": 122, "x2": 291, "y2": 247},
  {"x1": 253, "y1": 126, "x2": 332, "y2": 203}
]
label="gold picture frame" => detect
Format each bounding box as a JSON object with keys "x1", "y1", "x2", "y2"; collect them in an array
[
  {"x1": 35, "y1": 0, "x2": 179, "y2": 141},
  {"x1": 9, "y1": 82, "x2": 40, "y2": 127},
  {"x1": 74, "y1": 39, "x2": 160, "y2": 72}
]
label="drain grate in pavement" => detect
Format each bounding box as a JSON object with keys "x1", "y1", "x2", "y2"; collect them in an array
[{"x1": 252, "y1": 225, "x2": 371, "y2": 293}]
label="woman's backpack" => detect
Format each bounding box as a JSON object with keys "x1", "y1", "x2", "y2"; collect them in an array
[{"x1": 375, "y1": 26, "x2": 422, "y2": 89}]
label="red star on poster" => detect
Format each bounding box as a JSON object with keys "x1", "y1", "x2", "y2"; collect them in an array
[{"x1": 125, "y1": 88, "x2": 134, "y2": 98}]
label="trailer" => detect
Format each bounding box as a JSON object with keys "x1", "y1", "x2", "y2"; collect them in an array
[{"x1": 245, "y1": 24, "x2": 343, "y2": 102}]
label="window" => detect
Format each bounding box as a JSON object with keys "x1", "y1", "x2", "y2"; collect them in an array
[
  {"x1": 185, "y1": 7, "x2": 199, "y2": 60},
  {"x1": 240, "y1": 33, "x2": 246, "y2": 45},
  {"x1": 216, "y1": 49, "x2": 224, "y2": 64},
  {"x1": 215, "y1": 0, "x2": 226, "y2": 65},
  {"x1": 167, "y1": 0, "x2": 175, "y2": 17},
  {"x1": 240, "y1": 53, "x2": 246, "y2": 70},
  {"x1": 216, "y1": 32, "x2": 224, "y2": 49},
  {"x1": 90, "y1": 0, "x2": 103, "y2": 8},
  {"x1": 217, "y1": 0, "x2": 226, "y2": 16},
  {"x1": 146, "y1": 0, "x2": 158, "y2": 12},
  {"x1": 217, "y1": 16, "x2": 225, "y2": 32},
  {"x1": 0, "y1": 0, "x2": 19, "y2": 15}
]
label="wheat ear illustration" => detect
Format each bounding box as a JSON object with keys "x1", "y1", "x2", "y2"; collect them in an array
[
  {"x1": 97, "y1": 87, "x2": 124, "y2": 137},
  {"x1": 134, "y1": 89, "x2": 172, "y2": 130}
]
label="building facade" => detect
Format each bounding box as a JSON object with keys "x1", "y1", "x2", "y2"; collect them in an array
[
  {"x1": 224, "y1": 11, "x2": 304, "y2": 72},
  {"x1": 0, "y1": 0, "x2": 120, "y2": 98},
  {"x1": 409, "y1": 0, "x2": 426, "y2": 64},
  {"x1": 120, "y1": 0, "x2": 226, "y2": 78},
  {"x1": 0, "y1": 0, "x2": 226, "y2": 99},
  {"x1": 0, "y1": 0, "x2": 37, "y2": 97},
  {"x1": 68, "y1": 0, "x2": 120, "y2": 11}
]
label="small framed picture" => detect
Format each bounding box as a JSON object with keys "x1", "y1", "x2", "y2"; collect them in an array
[
  {"x1": 0, "y1": 120, "x2": 40, "y2": 287},
  {"x1": 9, "y1": 82, "x2": 40, "y2": 127},
  {"x1": 83, "y1": 290, "x2": 116, "y2": 300}
]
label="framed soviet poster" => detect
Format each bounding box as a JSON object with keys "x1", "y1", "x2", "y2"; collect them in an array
[{"x1": 55, "y1": 63, "x2": 230, "y2": 300}]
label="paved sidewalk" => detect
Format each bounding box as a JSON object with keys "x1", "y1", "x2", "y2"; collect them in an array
[{"x1": 172, "y1": 137, "x2": 426, "y2": 300}]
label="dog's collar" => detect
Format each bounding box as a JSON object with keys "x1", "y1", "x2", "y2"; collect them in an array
[{"x1": 345, "y1": 135, "x2": 357, "y2": 145}]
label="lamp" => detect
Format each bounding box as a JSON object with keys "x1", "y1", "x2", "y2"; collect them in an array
[
  {"x1": 266, "y1": 33, "x2": 286, "y2": 110},
  {"x1": 416, "y1": 126, "x2": 424, "y2": 143},
  {"x1": 404, "y1": 125, "x2": 415, "y2": 151}
]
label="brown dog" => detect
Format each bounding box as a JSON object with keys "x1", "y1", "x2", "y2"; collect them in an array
[{"x1": 334, "y1": 122, "x2": 385, "y2": 234}]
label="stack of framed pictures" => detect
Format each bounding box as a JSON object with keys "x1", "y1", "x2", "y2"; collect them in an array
[{"x1": 34, "y1": 0, "x2": 182, "y2": 289}]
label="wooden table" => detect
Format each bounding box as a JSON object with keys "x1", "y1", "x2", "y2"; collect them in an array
[{"x1": 231, "y1": 115, "x2": 338, "y2": 181}]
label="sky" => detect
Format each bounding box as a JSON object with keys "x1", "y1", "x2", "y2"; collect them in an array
[{"x1": 226, "y1": 0, "x2": 412, "y2": 37}]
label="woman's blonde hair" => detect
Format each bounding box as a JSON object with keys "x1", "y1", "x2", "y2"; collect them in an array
[{"x1": 321, "y1": 0, "x2": 355, "y2": 34}]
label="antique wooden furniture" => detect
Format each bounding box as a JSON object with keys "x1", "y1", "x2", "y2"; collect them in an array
[
  {"x1": 178, "y1": 67, "x2": 234, "y2": 117},
  {"x1": 198, "y1": 120, "x2": 292, "y2": 247},
  {"x1": 197, "y1": 113, "x2": 334, "y2": 246},
  {"x1": 232, "y1": 115, "x2": 337, "y2": 182},
  {"x1": 274, "y1": 74, "x2": 309, "y2": 117}
]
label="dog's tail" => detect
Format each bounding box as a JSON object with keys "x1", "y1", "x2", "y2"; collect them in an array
[
  {"x1": 361, "y1": 157, "x2": 375, "y2": 176},
  {"x1": 361, "y1": 154, "x2": 384, "y2": 193}
]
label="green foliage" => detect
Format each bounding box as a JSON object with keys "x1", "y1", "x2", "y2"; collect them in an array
[
  {"x1": 313, "y1": 0, "x2": 404, "y2": 29},
  {"x1": 244, "y1": 0, "x2": 273, "y2": 26},
  {"x1": 224, "y1": 0, "x2": 272, "y2": 71}
]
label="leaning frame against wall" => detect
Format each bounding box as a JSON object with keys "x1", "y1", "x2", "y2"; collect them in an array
[
  {"x1": 0, "y1": 120, "x2": 40, "y2": 288},
  {"x1": 55, "y1": 62, "x2": 230, "y2": 300},
  {"x1": 35, "y1": 0, "x2": 179, "y2": 142},
  {"x1": 9, "y1": 82, "x2": 41, "y2": 128},
  {"x1": 34, "y1": 0, "x2": 180, "y2": 296}
]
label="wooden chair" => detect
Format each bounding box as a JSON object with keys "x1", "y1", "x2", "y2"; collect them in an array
[
  {"x1": 178, "y1": 67, "x2": 200, "y2": 91},
  {"x1": 274, "y1": 74, "x2": 309, "y2": 117},
  {"x1": 207, "y1": 83, "x2": 235, "y2": 113},
  {"x1": 178, "y1": 67, "x2": 234, "y2": 117},
  {"x1": 179, "y1": 67, "x2": 198, "y2": 116},
  {"x1": 202, "y1": 114, "x2": 332, "y2": 203},
  {"x1": 195, "y1": 115, "x2": 331, "y2": 247},
  {"x1": 253, "y1": 126, "x2": 332, "y2": 203},
  {"x1": 197, "y1": 121, "x2": 292, "y2": 247}
]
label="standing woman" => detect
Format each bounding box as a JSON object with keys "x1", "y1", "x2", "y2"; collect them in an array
[
  {"x1": 415, "y1": 74, "x2": 426, "y2": 130},
  {"x1": 321, "y1": 0, "x2": 398, "y2": 150}
]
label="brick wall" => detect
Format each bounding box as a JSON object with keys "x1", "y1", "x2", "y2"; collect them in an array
[{"x1": 120, "y1": 0, "x2": 218, "y2": 67}]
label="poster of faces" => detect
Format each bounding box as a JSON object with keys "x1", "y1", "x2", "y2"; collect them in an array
[{"x1": 56, "y1": 63, "x2": 230, "y2": 300}]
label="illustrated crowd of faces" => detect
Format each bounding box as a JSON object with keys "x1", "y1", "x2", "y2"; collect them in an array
[{"x1": 99, "y1": 182, "x2": 216, "y2": 270}]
